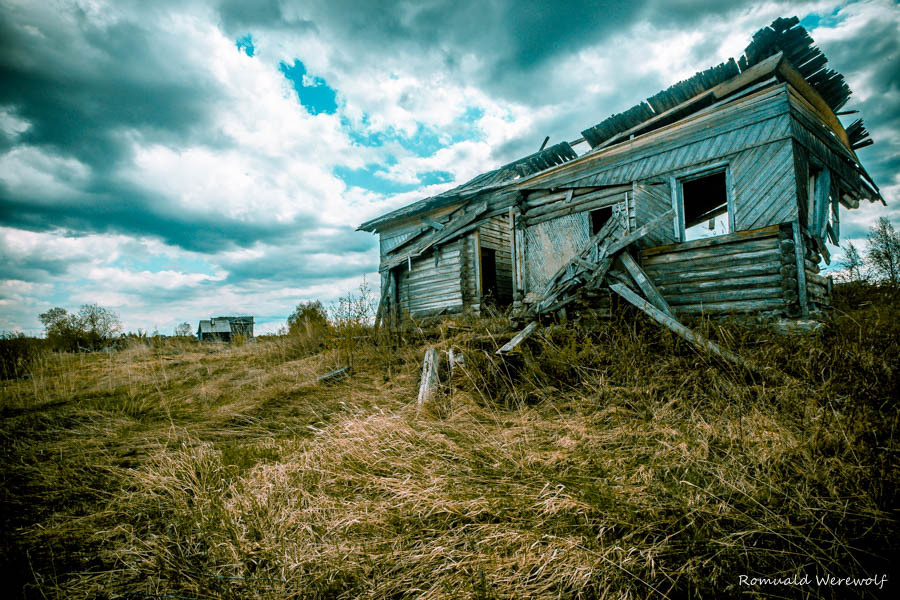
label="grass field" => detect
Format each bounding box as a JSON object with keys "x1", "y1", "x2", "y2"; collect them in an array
[{"x1": 1, "y1": 294, "x2": 897, "y2": 599}]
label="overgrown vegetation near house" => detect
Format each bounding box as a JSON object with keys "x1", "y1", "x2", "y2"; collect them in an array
[{"x1": 1, "y1": 282, "x2": 897, "y2": 599}]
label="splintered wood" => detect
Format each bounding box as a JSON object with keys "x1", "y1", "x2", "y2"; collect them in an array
[
  {"x1": 499, "y1": 207, "x2": 754, "y2": 369},
  {"x1": 417, "y1": 348, "x2": 440, "y2": 407}
]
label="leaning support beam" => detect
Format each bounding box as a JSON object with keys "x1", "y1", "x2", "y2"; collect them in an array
[
  {"x1": 497, "y1": 321, "x2": 538, "y2": 355},
  {"x1": 617, "y1": 252, "x2": 673, "y2": 316},
  {"x1": 609, "y1": 283, "x2": 751, "y2": 370},
  {"x1": 605, "y1": 209, "x2": 675, "y2": 256},
  {"x1": 417, "y1": 348, "x2": 440, "y2": 407}
]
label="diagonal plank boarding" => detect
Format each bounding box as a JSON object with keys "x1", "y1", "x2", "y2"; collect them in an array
[{"x1": 608, "y1": 283, "x2": 752, "y2": 370}]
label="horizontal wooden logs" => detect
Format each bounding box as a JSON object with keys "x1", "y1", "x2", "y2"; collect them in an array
[
  {"x1": 524, "y1": 198, "x2": 626, "y2": 228},
  {"x1": 665, "y1": 287, "x2": 783, "y2": 306},
  {"x1": 674, "y1": 298, "x2": 786, "y2": 314},
  {"x1": 644, "y1": 262, "x2": 781, "y2": 285},
  {"x1": 656, "y1": 274, "x2": 782, "y2": 295},
  {"x1": 641, "y1": 225, "x2": 780, "y2": 257},
  {"x1": 642, "y1": 238, "x2": 779, "y2": 266},
  {"x1": 643, "y1": 249, "x2": 782, "y2": 274},
  {"x1": 524, "y1": 186, "x2": 621, "y2": 208}
]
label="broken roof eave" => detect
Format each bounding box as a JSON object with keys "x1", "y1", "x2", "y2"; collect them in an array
[
  {"x1": 358, "y1": 142, "x2": 579, "y2": 233},
  {"x1": 514, "y1": 59, "x2": 881, "y2": 205}
]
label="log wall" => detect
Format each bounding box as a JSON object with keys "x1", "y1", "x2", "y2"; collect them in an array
[
  {"x1": 640, "y1": 226, "x2": 790, "y2": 315},
  {"x1": 396, "y1": 238, "x2": 464, "y2": 318}
]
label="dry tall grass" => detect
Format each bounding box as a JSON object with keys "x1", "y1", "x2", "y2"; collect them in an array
[{"x1": 1, "y1": 294, "x2": 897, "y2": 599}]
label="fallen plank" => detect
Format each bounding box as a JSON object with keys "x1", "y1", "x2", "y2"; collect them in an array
[
  {"x1": 609, "y1": 283, "x2": 753, "y2": 370},
  {"x1": 497, "y1": 321, "x2": 538, "y2": 355},
  {"x1": 417, "y1": 348, "x2": 440, "y2": 407},
  {"x1": 315, "y1": 366, "x2": 350, "y2": 383},
  {"x1": 618, "y1": 252, "x2": 673, "y2": 316}
]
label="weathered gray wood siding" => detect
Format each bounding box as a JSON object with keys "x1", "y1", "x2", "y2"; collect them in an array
[
  {"x1": 396, "y1": 239, "x2": 464, "y2": 317},
  {"x1": 787, "y1": 88, "x2": 861, "y2": 200},
  {"x1": 731, "y1": 138, "x2": 798, "y2": 230},
  {"x1": 641, "y1": 227, "x2": 787, "y2": 315},
  {"x1": 524, "y1": 212, "x2": 590, "y2": 294},
  {"x1": 633, "y1": 183, "x2": 676, "y2": 247},
  {"x1": 629, "y1": 138, "x2": 797, "y2": 240},
  {"x1": 477, "y1": 215, "x2": 514, "y2": 303},
  {"x1": 524, "y1": 85, "x2": 792, "y2": 191},
  {"x1": 377, "y1": 202, "x2": 465, "y2": 256}
]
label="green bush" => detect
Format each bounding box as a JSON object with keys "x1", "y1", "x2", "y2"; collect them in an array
[{"x1": 39, "y1": 304, "x2": 122, "y2": 352}]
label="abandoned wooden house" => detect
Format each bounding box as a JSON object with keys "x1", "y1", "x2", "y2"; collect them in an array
[
  {"x1": 197, "y1": 316, "x2": 254, "y2": 342},
  {"x1": 360, "y1": 17, "x2": 882, "y2": 327}
]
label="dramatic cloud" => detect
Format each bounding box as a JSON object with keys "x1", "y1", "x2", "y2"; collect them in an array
[{"x1": 1, "y1": 0, "x2": 897, "y2": 334}]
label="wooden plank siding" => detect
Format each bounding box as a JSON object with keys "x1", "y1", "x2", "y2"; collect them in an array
[
  {"x1": 518, "y1": 84, "x2": 793, "y2": 191},
  {"x1": 633, "y1": 182, "x2": 677, "y2": 247},
  {"x1": 397, "y1": 239, "x2": 464, "y2": 317},
  {"x1": 641, "y1": 227, "x2": 788, "y2": 315},
  {"x1": 730, "y1": 139, "x2": 798, "y2": 230}
]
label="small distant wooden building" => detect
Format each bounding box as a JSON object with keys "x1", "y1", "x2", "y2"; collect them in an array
[
  {"x1": 197, "y1": 316, "x2": 254, "y2": 342},
  {"x1": 360, "y1": 17, "x2": 882, "y2": 324}
]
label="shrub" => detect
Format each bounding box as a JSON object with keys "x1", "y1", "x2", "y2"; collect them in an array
[
  {"x1": 0, "y1": 332, "x2": 46, "y2": 379},
  {"x1": 286, "y1": 300, "x2": 329, "y2": 355},
  {"x1": 39, "y1": 304, "x2": 122, "y2": 352}
]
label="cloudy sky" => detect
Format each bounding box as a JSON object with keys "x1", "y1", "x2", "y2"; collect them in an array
[{"x1": 1, "y1": 0, "x2": 898, "y2": 335}]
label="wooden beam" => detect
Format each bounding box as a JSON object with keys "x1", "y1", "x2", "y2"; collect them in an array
[
  {"x1": 815, "y1": 167, "x2": 831, "y2": 239},
  {"x1": 417, "y1": 348, "x2": 440, "y2": 407},
  {"x1": 497, "y1": 321, "x2": 538, "y2": 355},
  {"x1": 605, "y1": 209, "x2": 675, "y2": 256},
  {"x1": 618, "y1": 253, "x2": 673, "y2": 316},
  {"x1": 609, "y1": 283, "x2": 751, "y2": 369},
  {"x1": 421, "y1": 215, "x2": 444, "y2": 231},
  {"x1": 473, "y1": 229, "x2": 482, "y2": 304},
  {"x1": 382, "y1": 201, "x2": 488, "y2": 270},
  {"x1": 791, "y1": 221, "x2": 809, "y2": 317}
]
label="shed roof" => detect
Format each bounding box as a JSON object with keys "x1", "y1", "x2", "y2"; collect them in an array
[{"x1": 198, "y1": 319, "x2": 232, "y2": 334}]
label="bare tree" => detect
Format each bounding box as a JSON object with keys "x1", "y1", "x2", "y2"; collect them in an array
[
  {"x1": 840, "y1": 241, "x2": 865, "y2": 282},
  {"x1": 175, "y1": 322, "x2": 192, "y2": 337},
  {"x1": 866, "y1": 217, "x2": 900, "y2": 284}
]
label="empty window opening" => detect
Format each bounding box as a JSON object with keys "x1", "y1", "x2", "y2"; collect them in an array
[
  {"x1": 590, "y1": 206, "x2": 613, "y2": 236},
  {"x1": 682, "y1": 171, "x2": 729, "y2": 241},
  {"x1": 480, "y1": 247, "x2": 498, "y2": 303}
]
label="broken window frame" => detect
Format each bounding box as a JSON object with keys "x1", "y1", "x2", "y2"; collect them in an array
[{"x1": 670, "y1": 162, "x2": 734, "y2": 242}]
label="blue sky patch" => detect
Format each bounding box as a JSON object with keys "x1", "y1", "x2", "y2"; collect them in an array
[
  {"x1": 418, "y1": 170, "x2": 454, "y2": 186},
  {"x1": 344, "y1": 106, "x2": 486, "y2": 158},
  {"x1": 334, "y1": 165, "x2": 419, "y2": 195},
  {"x1": 236, "y1": 34, "x2": 255, "y2": 57},
  {"x1": 280, "y1": 60, "x2": 338, "y2": 115}
]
